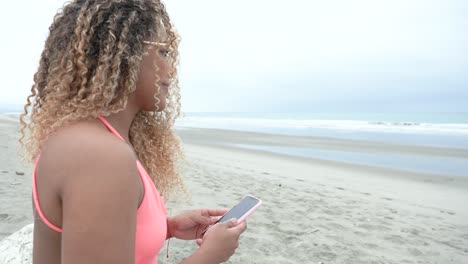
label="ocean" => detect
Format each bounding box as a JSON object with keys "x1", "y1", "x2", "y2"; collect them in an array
[
  {"x1": 3, "y1": 110, "x2": 467, "y2": 177},
  {"x1": 176, "y1": 112, "x2": 468, "y2": 177}
]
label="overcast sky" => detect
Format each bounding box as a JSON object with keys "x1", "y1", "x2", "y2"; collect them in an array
[{"x1": 1, "y1": 0, "x2": 467, "y2": 112}]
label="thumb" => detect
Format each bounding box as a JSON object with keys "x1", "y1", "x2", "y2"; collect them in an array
[
  {"x1": 196, "y1": 238, "x2": 203, "y2": 247},
  {"x1": 224, "y1": 218, "x2": 238, "y2": 228}
]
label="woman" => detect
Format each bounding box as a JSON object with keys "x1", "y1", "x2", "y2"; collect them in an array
[{"x1": 19, "y1": 0, "x2": 247, "y2": 263}]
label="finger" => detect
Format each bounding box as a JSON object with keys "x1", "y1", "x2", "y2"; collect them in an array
[
  {"x1": 223, "y1": 218, "x2": 238, "y2": 228},
  {"x1": 193, "y1": 213, "x2": 213, "y2": 226},
  {"x1": 203, "y1": 208, "x2": 230, "y2": 217},
  {"x1": 231, "y1": 221, "x2": 247, "y2": 234},
  {"x1": 196, "y1": 238, "x2": 203, "y2": 247},
  {"x1": 210, "y1": 216, "x2": 221, "y2": 224}
]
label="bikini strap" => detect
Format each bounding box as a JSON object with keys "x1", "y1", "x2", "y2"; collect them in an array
[{"x1": 97, "y1": 116, "x2": 126, "y2": 142}]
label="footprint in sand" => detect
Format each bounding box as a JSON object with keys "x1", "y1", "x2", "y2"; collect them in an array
[
  {"x1": 384, "y1": 234, "x2": 406, "y2": 244},
  {"x1": 401, "y1": 228, "x2": 420, "y2": 236},
  {"x1": 344, "y1": 200, "x2": 359, "y2": 206},
  {"x1": 322, "y1": 209, "x2": 344, "y2": 216},
  {"x1": 439, "y1": 210, "x2": 456, "y2": 215},
  {"x1": 363, "y1": 243, "x2": 379, "y2": 249},
  {"x1": 358, "y1": 223, "x2": 392, "y2": 232},
  {"x1": 326, "y1": 222, "x2": 346, "y2": 231},
  {"x1": 353, "y1": 231, "x2": 371, "y2": 237},
  {"x1": 313, "y1": 251, "x2": 337, "y2": 261},
  {"x1": 408, "y1": 248, "x2": 423, "y2": 256}
]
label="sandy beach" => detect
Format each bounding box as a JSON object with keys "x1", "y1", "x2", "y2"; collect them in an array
[
  {"x1": 1, "y1": 115, "x2": 468, "y2": 263},
  {"x1": 0, "y1": 115, "x2": 33, "y2": 242}
]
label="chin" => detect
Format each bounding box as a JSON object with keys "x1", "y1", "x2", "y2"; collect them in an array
[{"x1": 155, "y1": 102, "x2": 166, "y2": 112}]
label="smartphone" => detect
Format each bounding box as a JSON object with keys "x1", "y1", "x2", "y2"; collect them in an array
[{"x1": 202, "y1": 195, "x2": 262, "y2": 236}]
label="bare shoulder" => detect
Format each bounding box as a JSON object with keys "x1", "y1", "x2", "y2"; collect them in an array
[
  {"x1": 43, "y1": 120, "x2": 135, "y2": 163},
  {"x1": 39, "y1": 120, "x2": 139, "y2": 190}
]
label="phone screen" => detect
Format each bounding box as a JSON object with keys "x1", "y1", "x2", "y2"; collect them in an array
[{"x1": 216, "y1": 196, "x2": 260, "y2": 223}]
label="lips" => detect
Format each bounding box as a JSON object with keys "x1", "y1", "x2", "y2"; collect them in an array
[{"x1": 160, "y1": 83, "x2": 169, "y2": 96}]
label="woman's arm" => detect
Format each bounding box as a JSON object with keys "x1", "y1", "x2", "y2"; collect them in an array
[
  {"x1": 58, "y1": 136, "x2": 141, "y2": 264},
  {"x1": 178, "y1": 248, "x2": 214, "y2": 264}
]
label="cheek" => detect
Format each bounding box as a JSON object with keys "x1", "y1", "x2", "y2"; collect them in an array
[
  {"x1": 156, "y1": 59, "x2": 170, "y2": 78},
  {"x1": 135, "y1": 70, "x2": 168, "y2": 111},
  {"x1": 137, "y1": 57, "x2": 156, "y2": 91},
  {"x1": 134, "y1": 49, "x2": 169, "y2": 111},
  {"x1": 134, "y1": 77, "x2": 158, "y2": 113}
]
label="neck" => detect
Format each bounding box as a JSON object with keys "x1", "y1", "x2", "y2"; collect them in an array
[{"x1": 103, "y1": 104, "x2": 140, "y2": 143}]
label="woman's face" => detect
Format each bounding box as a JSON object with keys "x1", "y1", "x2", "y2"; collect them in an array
[{"x1": 134, "y1": 42, "x2": 172, "y2": 112}]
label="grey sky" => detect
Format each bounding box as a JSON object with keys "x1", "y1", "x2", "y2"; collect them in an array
[{"x1": 1, "y1": 0, "x2": 467, "y2": 112}]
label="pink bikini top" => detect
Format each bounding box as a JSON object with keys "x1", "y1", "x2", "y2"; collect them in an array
[{"x1": 32, "y1": 116, "x2": 168, "y2": 264}]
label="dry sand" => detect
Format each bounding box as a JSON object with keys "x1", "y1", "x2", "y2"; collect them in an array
[{"x1": 1, "y1": 116, "x2": 468, "y2": 263}]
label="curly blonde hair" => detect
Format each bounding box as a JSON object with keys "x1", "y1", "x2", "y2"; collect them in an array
[{"x1": 19, "y1": 0, "x2": 185, "y2": 199}]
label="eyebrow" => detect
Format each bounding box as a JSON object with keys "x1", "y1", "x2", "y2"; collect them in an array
[{"x1": 143, "y1": 41, "x2": 168, "y2": 46}]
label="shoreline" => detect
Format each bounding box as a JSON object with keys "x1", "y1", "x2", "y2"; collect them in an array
[
  {"x1": 175, "y1": 127, "x2": 468, "y2": 178},
  {"x1": 175, "y1": 127, "x2": 468, "y2": 158}
]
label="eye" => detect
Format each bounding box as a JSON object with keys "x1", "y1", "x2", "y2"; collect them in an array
[{"x1": 159, "y1": 49, "x2": 171, "y2": 58}]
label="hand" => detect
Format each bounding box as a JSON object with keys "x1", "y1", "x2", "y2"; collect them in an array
[
  {"x1": 196, "y1": 218, "x2": 247, "y2": 263},
  {"x1": 167, "y1": 209, "x2": 228, "y2": 240}
]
